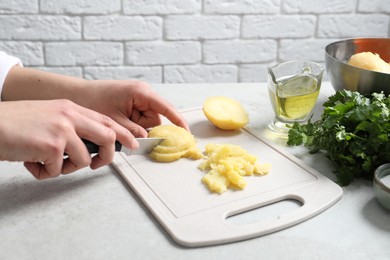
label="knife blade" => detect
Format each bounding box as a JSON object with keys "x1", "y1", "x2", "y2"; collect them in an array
[{"x1": 82, "y1": 138, "x2": 164, "y2": 156}]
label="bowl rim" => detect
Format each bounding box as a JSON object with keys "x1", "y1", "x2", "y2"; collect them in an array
[
  {"x1": 325, "y1": 37, "x2": 390, "y2": 52},
  {"x1": 374, "y1": 163, "x2": 390, "y2": 193}
]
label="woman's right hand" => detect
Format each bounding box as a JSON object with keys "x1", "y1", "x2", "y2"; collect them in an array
[{"x1": 0, "y1": 99, "x2": 138, "y2": 180}]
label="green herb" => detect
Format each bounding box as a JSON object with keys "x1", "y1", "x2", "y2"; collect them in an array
[{"x1": 287, "y1": 90, "x2": 390, "y2": 186}]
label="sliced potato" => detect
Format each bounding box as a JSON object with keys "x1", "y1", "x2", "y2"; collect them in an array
[
  {"x1": 203, "y1": 96, "x2": 249, "y2": 130},
  {"x1": 150, "y1": 148, "x2": 203, "y2": 162},
  {"x1": 149, "y1": 125, "x2": 195, "y2": 148},
  {"x1": 152, "y1": 143, "x2": 194, "y2": 154},
  {"x1": 149, "y1": 150, "x2": 187, "y2": 162},
  {"x1": 148, "y1": 125, "x2": 202, "y2": 162}
]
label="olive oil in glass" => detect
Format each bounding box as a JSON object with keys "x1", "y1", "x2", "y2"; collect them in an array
[
  {"x1": 269, "y1": 74, "x2": 320, "y2": 121},
  {"x1": 267, "y1": 61, "x2": 323, "y2": 136}
]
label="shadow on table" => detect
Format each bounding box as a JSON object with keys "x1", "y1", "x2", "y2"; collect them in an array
[
  {"x1": 0, "y1": 170, "x2": 107, "y2": 217},
  {"x1": 362, "y1": 198, "x2": 390, "y2": 233}
]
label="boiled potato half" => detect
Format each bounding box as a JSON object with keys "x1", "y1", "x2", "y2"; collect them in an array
[
  {"x1": 148, "y1": 125, "x2": 202, "y2": 162},
  {"x1": 203, "y1": 96, "x2": 249, "y2": 130}
]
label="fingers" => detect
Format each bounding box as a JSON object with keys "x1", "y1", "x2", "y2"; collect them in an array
[
  {"x1": 132, "y1": 84, "x2": 190, "y2": 131},
  {"x1": 128, "y1": 108, "x2": 159, "y2": 135},
  {"x1": 62, "y1": 133, "x2": 93, "y2": 173},
  {"x1": 70, "y1": 107, "x2": 138, "y2": 170},
  {"x1": 76, "y1": 107, "x2": 139, "y2": 148},
  {"x1": 148, "y1": 97, "x2": 189, "y2": 131},
  {"x1": 23, "y1": 101, "x2": 138, "y2": 180},
  {"x1": 24, "y1": 132, "x2": 93, "y2": 179},
  {"x1": 24, "y1": 162, "x2": 57, "y2": 180}
]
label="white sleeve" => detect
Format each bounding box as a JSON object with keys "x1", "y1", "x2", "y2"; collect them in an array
[{"x1": 0, "y1": 51, "x2": 23, "y2": 101}]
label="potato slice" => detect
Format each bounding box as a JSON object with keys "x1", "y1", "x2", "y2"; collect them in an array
[
  {"x1": 150, "y1": 148, "x2": 203, "y2": 162},
  {"x1": 152, "y1": 142, "x2": 195, "y2": 154},
  {"x1": 149, "y1": 150, "x2": 187, "y2": 162},
  {"x1": 203, "y1": 96, "x2": 249, "y2": 130},
  {"x1": 148, "y1": 125, "x2": 202, "y2": 162}
]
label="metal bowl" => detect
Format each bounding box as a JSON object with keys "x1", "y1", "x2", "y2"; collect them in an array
[{"x1": 325, "y1": 38, "x2": 390, "y2": 95}]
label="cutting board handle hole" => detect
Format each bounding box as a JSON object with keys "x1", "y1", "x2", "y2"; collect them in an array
[{"x1": 225, "y1": 199, "x2": 303, "y2": 225}]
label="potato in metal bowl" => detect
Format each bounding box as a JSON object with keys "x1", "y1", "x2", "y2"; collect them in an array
[{"x1": 325, "y1": 38, "x2": 390, "y2": 95}]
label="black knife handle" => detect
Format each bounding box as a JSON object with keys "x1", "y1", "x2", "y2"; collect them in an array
[{"x1": 82, "y1": 139, "x2": 122, "y2": 154}]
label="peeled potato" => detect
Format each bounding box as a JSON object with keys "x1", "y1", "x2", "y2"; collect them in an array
[
  {"x1": 148, "y1": 125, "x2": 202, "y2": 162},
  {"x1": 203, "y1": 96, "x2": 249, "y2": 130},
  {"x1": 348, "y1": 52, "x2": 390, "y2": 74}
]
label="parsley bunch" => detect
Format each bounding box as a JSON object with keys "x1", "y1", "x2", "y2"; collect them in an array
[{"x1": 287, "y1": 90, "x2": 390, "y2": 186}]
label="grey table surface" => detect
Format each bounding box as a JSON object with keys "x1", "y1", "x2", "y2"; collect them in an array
[{"x1": 0, "y1": 82, "x2": 389, "y2": 260}]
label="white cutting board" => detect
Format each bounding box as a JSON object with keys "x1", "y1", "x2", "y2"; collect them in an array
[{"x1": 112, "y1": 108, "x2": 343, "y2": 247}]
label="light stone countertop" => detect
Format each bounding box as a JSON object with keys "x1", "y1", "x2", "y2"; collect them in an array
[{"x1": 0, "y1": 82, "x2": 389, "y2": 260}]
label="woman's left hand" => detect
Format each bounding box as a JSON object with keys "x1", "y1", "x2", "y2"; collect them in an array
[{"x1": 83, "y1": 80, "x2": 189, "y2": 137}]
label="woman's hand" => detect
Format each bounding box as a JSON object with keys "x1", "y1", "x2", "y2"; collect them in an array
[
  {"x1": 3, "y1": 66, "x2": 189, "y2": 139},
  {"x1": 83, "y1": 80, "x2": 189, "y2": 137},
  {"x1": 1, "y1": 66, "x2": 188, "y2": 180},
  {"x1": 0, "y1": 99, "x2": 137, "y2": 180}
]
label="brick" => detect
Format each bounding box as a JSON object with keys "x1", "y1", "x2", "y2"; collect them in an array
[
  {"x1": 358, "y1": 0, "x2": 390, "y2": 13},
  {"x1": 318, "y1": 15, "x2": 389, "y2": 38},
  {"x1": 123, "y1": 0, "x2": 200, "y2": 15},
  {"x1": 203, "y1": 40, "x2": 277, "y2": 64},
  {"x1": 0, "y1": 41, "x2": 43, "y2": 66},
  {"x1": 125, "y1": 41, "x2": 201, "y2": 65},
  {"x1": 242, "y1": 15, "x2": 316, "y2": 38},
  {"x1": 84, "y1": 66, "x2": 162, "y2": 83},
  {"x1": 84, "y1": 16, "x2": 162, "y2": 40},
  {"x1": 164, "y1": 65, "x2": 237, "y2": 83},
  {"x1": 45, "y1": 42, "x2": 123, "y2": 66},
  {"x1": 34, "y1": 66, "x2": 83, "y2": 77},
  {"x1": 283, "y1": 0, "x2": 355, "y2": 13},
  {"x1": 0, "y1": 15, "x2": 81, "y2": 40},
  {"x1": 0, "y1": 0, "x2": 38, "y2": 14},
  {"x1": 279, "y1": 39, "x2": 335, "y2": 62},
  {"x1": 165, "y1": 15, "x2": 239, "y2": 40},
  {"x1": 40, "y1": 0, "x2": 120, "y2": 14},
  {"x1": 239, "y1": 63, "x2": 272, "y2": 82},
  {"x1": 204, "y1": 0, "x2": 279, "y2": 14}
]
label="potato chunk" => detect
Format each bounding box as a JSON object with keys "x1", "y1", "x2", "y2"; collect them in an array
[
  {"x1": 202, "y1": 170, "x2": 229, "y2": 194},
  {"x1": 198, "y1": 143, "x2": 270, "y2": 194},
  {"x1": 203, "y1": 96, "x2": 249, "y2": 130},
  {"x1": 148, "y1": 125, "x2": 202, "y2": 162}
]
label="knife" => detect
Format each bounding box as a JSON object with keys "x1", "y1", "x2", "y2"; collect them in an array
[{"x1": 82, "y1": 138, "x2": 164, "y2": 156}]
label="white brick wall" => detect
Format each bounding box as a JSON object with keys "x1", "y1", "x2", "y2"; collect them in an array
[{"x1": 0, "y1": 0, "x2": 389, "y2": 83}]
